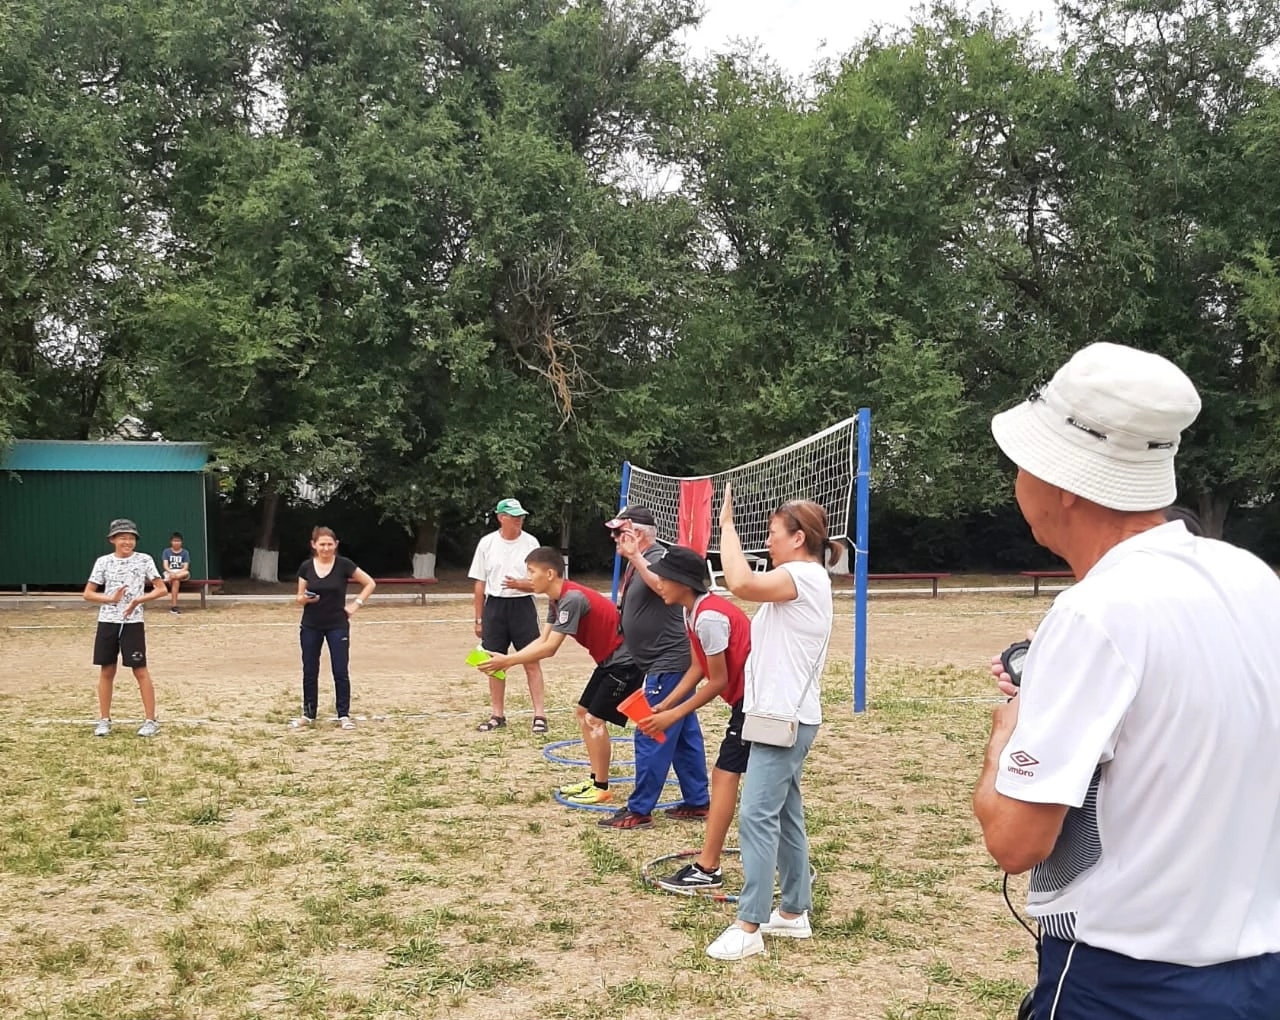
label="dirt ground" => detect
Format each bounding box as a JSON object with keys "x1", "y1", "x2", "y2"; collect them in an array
[{"x1": 0, "y1": 590, "x2": 1053, "y2": 1020}]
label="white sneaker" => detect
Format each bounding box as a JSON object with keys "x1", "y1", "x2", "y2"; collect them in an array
[
  {"x1": 137, "y1": 719, "x2": 160, "y2": 738},
  {"x1": 760, "y1": 909, "x2": 812, "y2": 939},
  {"x1": 706, "y1": 924, "x2": 765, "y2": 961},
  {"x1": 93, "y1": 718, "x2": 111, "y2": 737},
  {"x1": 289, "y1": 717, "x2": 315, "y2": 729},
  {"x1": 338, "y1": 716, "x2": 355, "y2": 730}
]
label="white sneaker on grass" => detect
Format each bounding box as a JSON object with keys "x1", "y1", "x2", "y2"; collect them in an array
[
  {"x1": 93, "y1": 718, "x2": 111, "y2": 737},
  {"x1": 137, "y1": 719, "x2": 160, "y2": 738},
  {"x1": 760, "y1": 909, "x2": 812, "y2": 939},
  {"x1": 706, "y1": 924, "x2": 765, "y2": 961},
  {"x1": 338, "y1": 716, "x2": 355, "y2": 730}
]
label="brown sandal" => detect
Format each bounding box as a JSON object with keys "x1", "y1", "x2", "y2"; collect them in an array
[
  {"x1": 476, "y1": 715, "x2": 506, "y2": 732},
  {"x1": 532, "y1": 716, "x2": 548, "y2": 734}
]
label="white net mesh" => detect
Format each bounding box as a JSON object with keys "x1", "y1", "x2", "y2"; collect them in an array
[{"x1": 625, "y1": 418, "x2": 859, "y2": 554}]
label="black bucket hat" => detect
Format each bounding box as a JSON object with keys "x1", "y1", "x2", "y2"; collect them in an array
[{"x1": 649, "y1": 545, "x2": 710, "y2": 595}]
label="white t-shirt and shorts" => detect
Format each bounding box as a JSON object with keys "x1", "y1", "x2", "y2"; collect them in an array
[
  {"x1": 468, "y1": 530, "x2": 542, "y2": 653},
  {"x1": 88, "y1": 552, "x2": 161, "y2": 668},
  {"x1": 998, "y1": 523, "x2": 1280, "y2": 1016}
]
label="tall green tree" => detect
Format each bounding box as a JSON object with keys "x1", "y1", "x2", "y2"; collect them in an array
[{"x1": 1044, "y1": 0, "x2": 1280, "y2": 535}]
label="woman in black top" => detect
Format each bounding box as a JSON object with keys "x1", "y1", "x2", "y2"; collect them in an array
[{"x1": 295, "y1": 526, "x2": 376, "y2": 728}]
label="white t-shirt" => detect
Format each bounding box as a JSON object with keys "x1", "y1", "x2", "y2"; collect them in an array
[
  {"x1": 88, "y1": 553, "x2": 161, "y2": 623},
  {"x1": 468, "y1": 530, "x2": 540, "y2": 598},
  {"x1": 997, "y1": 522, "x2": 1280, "y2": 965},
  {"x1": 743, "y1": 560, "x2": 832, "y2": 724}
]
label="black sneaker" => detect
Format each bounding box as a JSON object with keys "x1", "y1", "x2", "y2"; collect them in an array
[{"x1": 658, "y1": 861, "x2": 723, "y2": 892}]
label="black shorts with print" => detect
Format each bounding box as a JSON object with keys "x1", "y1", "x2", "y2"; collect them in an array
[{"x1": 93, "y1": 621, "x2": 147, "y2": 668}]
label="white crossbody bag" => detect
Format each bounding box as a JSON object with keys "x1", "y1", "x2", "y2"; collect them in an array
[{"x1": 741, "y1": 634, "x2": 829, "y2": 748}]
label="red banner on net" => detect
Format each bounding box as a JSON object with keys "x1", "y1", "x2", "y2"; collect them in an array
[{"x1": 677, "y1": 478, "x2": 712, "y2": 556}]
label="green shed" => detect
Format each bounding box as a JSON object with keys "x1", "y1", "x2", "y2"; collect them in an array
[{"x1": 0, "y1": 441, "x2": 212, "y2": 589}]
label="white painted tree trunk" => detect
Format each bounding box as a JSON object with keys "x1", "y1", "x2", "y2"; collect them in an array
[
  {"x1": 251, "y1": 547, "x2": 280, "y2": 583},
  {"x1": 411, "y1": 551, "x2": 437, "y2": 580}
]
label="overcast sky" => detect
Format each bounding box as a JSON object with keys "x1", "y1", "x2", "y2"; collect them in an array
[{"x1": 679, "y1": 0, "x2": 1059, "y2": 76}]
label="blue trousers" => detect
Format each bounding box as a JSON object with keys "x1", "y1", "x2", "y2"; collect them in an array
[
  {"x1": 628, "y1": 671, "x2": 709, "y2": 816},
  {"x1": 300, "y1": 624, "x2": 350, "y2": 719},
  {"x1": 737, "y1": 722, "x2": 818, "y2": 925},
  {"x1": 1035, "y1": 936, "x2": 1280, "y2": 1019}
]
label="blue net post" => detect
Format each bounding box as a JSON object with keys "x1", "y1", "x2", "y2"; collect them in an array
[
  {"x1": 854, "y1": 408, "x2": 871, "y2": 713},
  {"x1": 610, "y1": 461, "x2": 631, "y2": 604}
]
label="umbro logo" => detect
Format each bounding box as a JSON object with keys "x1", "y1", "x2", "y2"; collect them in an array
[{"x1": 1010, "y1": 751, "x2": 1039, "y2": 768}]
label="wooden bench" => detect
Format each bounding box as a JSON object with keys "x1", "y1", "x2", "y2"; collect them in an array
[
  {"x1": 1021, "y1": 569, "x2": 1074, "y2": 596},
  {"x1": 359, "y1": 577, "x2": 439, "y2": 605},
  {"x1": 182, "y1": 579, "x2": 224, "y2": 609},
  {"x1": 867, "y1": 572, "x2": 951, "y2": 598}
]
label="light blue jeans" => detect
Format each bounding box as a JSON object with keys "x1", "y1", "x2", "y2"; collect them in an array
[{"x1": 736, "y1": 722, "x2": 819, "y2": 925}]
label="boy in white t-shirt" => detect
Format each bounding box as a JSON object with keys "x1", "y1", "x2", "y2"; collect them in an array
[{"x1": 82, "y1": 519, "x2": 168, "y2": 738}]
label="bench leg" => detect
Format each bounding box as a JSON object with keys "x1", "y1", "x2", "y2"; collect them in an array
[
  {"x1": 932, "y1": 578, "x2": 939, "y2": 598},
  {"x1": 200, "y1": 587, "x2": 207, "y2": 609},
  {"x1": 1032, "y1": 578, "x2": 1040, "y2": 597}
]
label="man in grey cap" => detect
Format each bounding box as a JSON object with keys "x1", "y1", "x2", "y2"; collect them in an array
[
  {"x1": 973, "y1": 343, "x2": 1280, "y2": 1018},
  {"x1": 82, "y1": 518, "x2": 168, "y2": 737}
]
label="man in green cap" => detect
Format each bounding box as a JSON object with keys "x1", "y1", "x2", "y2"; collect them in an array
[{"x1": 467, "y1": 498, "x2": 547, "y2": 733}]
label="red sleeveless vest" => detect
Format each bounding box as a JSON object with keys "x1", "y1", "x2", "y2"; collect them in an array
[
  {"x1": 557, "y1": 580, "x2": 625, "y2": 665},
  {"x1": 688, "y1": 593, "x2": 751, "y2": 705}
]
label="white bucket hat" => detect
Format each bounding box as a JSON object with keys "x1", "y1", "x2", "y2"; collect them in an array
[{"x1": 991, "y1": 342, "x2": 1202, "y2": 512}]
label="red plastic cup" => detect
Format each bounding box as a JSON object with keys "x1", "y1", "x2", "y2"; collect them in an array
[{"x1": 617, "y1": 688, "x2": 665, "y2": 743}]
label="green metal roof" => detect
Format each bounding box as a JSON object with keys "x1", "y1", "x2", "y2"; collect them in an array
[{"x1": 0, "y1": 441, "x2": 210, "y2": 473}]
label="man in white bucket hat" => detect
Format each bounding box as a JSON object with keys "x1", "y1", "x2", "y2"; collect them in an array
[{"x1": 972, "y1": 343, "x2": 1280, "y2": 1019}]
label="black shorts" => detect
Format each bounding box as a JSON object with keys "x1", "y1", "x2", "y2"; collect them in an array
[
  {"x1": 715, "y1": 699, "x2": 751, "y2": 774},
  {"x1": 481, "y1": 596, "x2": 540, "y2": 652},
  {"x1": 93, "y1": 621, "x2": 147, "y2": 668},
  {"x1": 578, "y1": 661, "x2": 644, "y2": 727}
]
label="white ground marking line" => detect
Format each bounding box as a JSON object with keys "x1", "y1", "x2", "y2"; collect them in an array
[{"x1": 3, "y1": 609, "x2": 1046, "y2": 632}]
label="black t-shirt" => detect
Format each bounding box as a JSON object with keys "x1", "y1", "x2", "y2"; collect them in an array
[{"x1": 298, "y1": 556, "x2": 358, "y2": 629}]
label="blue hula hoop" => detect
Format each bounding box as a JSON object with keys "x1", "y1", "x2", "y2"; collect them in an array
[
  {"x1": 543, "y1": 735, "x2": 635, "y2": 768},
  {"x1": 554, "y1": 776, "x2": 684, "y2": 814}
]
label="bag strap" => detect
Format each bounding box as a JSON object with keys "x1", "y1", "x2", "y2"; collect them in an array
[{"x1": 746, "y1": 620, "x2": 830, "y2": 719}]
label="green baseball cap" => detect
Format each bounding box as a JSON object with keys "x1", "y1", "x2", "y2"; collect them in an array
[{"x1": 495, "y1": 498, "x2": 529, "y2": 517}]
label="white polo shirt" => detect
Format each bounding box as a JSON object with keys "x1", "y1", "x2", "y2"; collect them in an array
[
  {"x1": 468, "y1": 530, "x2": 540, "y2": 598},
  {"x1": 743, "y1": 560, "x2": 832, "y2": 725},
  {"x1": 997, "y1": 522, "x2": 1280, "y2": 965}
]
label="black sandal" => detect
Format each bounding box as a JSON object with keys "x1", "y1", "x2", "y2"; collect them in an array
[
  {"x1": 476, "y1": 715, "x2": 506, "y2": 732},
  {"x1": 532, "y1": 716, "x2": 548, "y2": 734}
]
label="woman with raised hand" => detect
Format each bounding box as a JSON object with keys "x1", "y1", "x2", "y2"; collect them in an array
[
  {"x1": 295, "y1": 526, "x2": 376, "y2": 730},
  {"x1": 705, "y1": 483, "x2": 836, "y2": 962}
]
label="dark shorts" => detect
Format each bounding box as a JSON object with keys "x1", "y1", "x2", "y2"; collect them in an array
[
  {"x1": 578, "y1": 661, "x2": 644, "y2": 727},
  {"x1": 1035, "y1": 936, "x2": 1280, "y2": 1020},
  {"x1": 93, "y1": 621, "x2": 147, "y2": 668},
  {"x1": 714, "y1": 699, "x2": 751, "y2": 774},
  {"x1": 482, "y1": 596, "x2": 540, "y2": 653}
]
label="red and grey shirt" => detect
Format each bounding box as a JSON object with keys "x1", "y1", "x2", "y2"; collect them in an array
[
  {"x1": 548, "y1": 580, "x2": 630, "y2": 667},
  {"x1": 685, "y1": 592, "x2": 751, "y2": 706}
]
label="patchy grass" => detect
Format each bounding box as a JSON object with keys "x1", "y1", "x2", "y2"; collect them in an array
[{"x1": 0, "y1": 595, "x2": 1046, "y2": 1019}]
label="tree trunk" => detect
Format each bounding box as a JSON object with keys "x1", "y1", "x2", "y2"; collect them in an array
[
  {"x1": 250, "y1": 477, "x2": 281, "y2": 582},
  {"x1": 559, "y1": 501, "x2": 572, "y2": 578},
  {"x1": 412, "y1": 513, "x2": 440, "y2": 580},
  {"x1": 1198, "y1": 490, "x2": 1230, "y2": 540}
]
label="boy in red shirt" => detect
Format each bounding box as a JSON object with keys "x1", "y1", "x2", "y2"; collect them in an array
[
  {"x1": 638, "y1": 545, "x2": 753, "y2": 891},
  {"x1": 479, "y1": 546, "x2": 642, "y2": 804}
]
